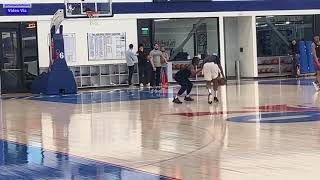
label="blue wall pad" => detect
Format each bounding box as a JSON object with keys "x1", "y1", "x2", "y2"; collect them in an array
[
  {"x1": 305, "y1": 41, "x2": 315, "y2": 73},
  {"x1": 299, "y1": 41, "x2": 309, "y2": 74},
  {"x1": 31, "y1": 27, "x2": 77, "y2": 95}
]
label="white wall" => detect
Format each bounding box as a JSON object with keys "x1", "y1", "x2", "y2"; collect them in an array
[
  {"x1": 224, "y1": 16, "x2": 258, "y2": 78},
  {"x1": 224, "y1": 17, "x2": 240, "y2": 77},
  {"x1": 38, "y1": 18, "x2": 138, "y2": 68},
  {"x1": 238, "y1": 16, "x2": 258, "y2": 77}
]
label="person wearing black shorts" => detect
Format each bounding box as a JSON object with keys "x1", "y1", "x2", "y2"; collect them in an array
[
  {"x1": 173, "y1": 57, "x2": 201, "y2": 104},
  {"x1": 137, "y1": 44, "x2": 153, "y2": 87}
]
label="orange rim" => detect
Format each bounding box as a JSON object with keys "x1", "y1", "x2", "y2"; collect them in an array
[{"x1": 86, "y1": 11, "x2": 96, "y2": 18}]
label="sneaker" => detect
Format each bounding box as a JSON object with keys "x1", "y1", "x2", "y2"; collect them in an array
[
  {"x1": 173, "y1": 98, "x2": 183, "y2": 104},
  {"x1": 147, "y1": 83, "x2": 151, "y2": 88},
  {"x1": 140, "y1": 83, "x2": 144, "y2": 87},
  {"x1": 208, "y1": 93, "x2": 213, "y2": 104},
  {"x1": 214, "y1": 97, "x2": 219, "y2": 103},
  {"x1": 184, "y1": 96, "x2": 194, "y2": 101},
  {"x1": 313, "y1": 81, "x2": 319, "y2": 91}
]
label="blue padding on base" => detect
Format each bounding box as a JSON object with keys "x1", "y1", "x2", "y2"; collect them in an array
[
  {"x1": 31, "y1": 70, "x2": 77, "y2": 95},
  {"x1": 31, "y1": 31, "x2": 77, "y2": 95},
  {"x1": 305, "y1": 41, "x2": 315, "y2": 73},
  {"x1": 299, "y1": 41, "x2": 309, "y2": 74}
]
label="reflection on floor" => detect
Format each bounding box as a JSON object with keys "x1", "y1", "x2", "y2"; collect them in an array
[
  {"x1": 0, "y1": 78, "x2": 320, "y2": 180},
  {"x1": 0, "y1": 140, "x2": 173, "y2": 180}
]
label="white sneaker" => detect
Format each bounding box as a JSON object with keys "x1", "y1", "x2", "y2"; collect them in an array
[
  {"x1": 313, "y1": 82, "x2": 319, "y2": 91},
  {"x1": 147, "y1": 83, "x2": 151, "y2": 88},
  {"x1": 208, "y1": 93, "x2": 213, "y2": 104},
  {"x1": 140, "y1": 83, "x2": 144, "y2": 87}
]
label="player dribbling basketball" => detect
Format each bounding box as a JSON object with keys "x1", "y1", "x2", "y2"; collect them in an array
[{"x1": 202, "y1": 54, "x2": 226, "y2": 104}]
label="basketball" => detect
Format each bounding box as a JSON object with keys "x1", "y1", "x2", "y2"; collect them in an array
[{"x1": 217, "y1": 78, "x2": 226, "y2": 86}]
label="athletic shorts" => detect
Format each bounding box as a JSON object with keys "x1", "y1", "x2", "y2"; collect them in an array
[
  {"x1": 314, "y1": 58, "x2": 320, "y2": 71},
  {"x1": 203, "y1": 62, "x2": 221, "y2": 81}
]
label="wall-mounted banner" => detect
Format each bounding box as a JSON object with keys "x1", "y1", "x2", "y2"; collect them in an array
[
  {"x1": 3, "y1": 4, "x2": 32, "y2": 15},
  {"x1": 3, "y1": 4, "x2": 32, "y2": 9}
]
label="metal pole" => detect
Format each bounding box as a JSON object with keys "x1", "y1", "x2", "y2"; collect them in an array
[
  {"x1": 235, "y1": 60, "x2": 240, "y2": 81},
  {"x1": 0, "y1": 72, "x2": 1, "y2": 95}
]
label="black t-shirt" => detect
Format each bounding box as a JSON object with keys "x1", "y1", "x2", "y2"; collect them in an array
[
  {"x1": 175, "y1": 64, "x2": 193, "y2": 79},
  {"x1": 203, "y1": 55, "x2": 220, "y2": 65},
  {"x1": 137, "y1": 51, "x2": 149, "y2": 65},
  {"x1": 290, "y1": 44, "x2": 299, "y2": 55}
]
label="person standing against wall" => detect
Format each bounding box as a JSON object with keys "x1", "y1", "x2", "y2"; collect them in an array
[
  {"x1": 312, "y1": 35, "x2": 320, "y2": 91},
  {"x1": 149, "y1": 43, "x2": 163, "y2": 89},
  {"x1": 137, "y1": 44, "x2": 153, "y2": 87},
  {"x1": 125, "y1": 44, "x2": 138, "y2": 87},
  {"x1": 289, "y1": 39, "x2": 300, "y2": 78},
  {"x1": 160, "y1": 47, "x2": 169, "y2": 86}
]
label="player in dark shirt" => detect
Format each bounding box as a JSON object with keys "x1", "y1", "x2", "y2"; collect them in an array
[
  {"x1": 289, "y1": 39, "x2": 300, "y2": 77},
  {"x1": 173, "y1": 57, "x2": 201, "y2": 104},
  {"x1": 137, "y1": 44, "x2": 153, "y2": 87}
]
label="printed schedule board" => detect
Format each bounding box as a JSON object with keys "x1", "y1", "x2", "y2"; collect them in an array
[
  {"x1": 64, "y1": 33, "x2": 77, "y2": 63},
  {"x1": 88, "y1": 33, "x2": 126, "y2": 61}
]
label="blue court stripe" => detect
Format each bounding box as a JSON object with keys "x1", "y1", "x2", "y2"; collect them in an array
[
  {"x1": 1, "y1": 89, "x2": 207, "y2": 104},
  {"x1": 0, "y1": 139, "x2": 176, "y2": 180}
]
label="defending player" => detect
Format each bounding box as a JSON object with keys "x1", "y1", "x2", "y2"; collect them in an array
[{"x1": 173, "y1": 57, "x2": 201, "y2": 104}]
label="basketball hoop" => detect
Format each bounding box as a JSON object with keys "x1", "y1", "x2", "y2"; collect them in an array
[{"x1": 86, "y1": 10, "x2": 99, "y2": 25}]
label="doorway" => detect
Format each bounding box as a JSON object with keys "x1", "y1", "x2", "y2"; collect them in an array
[{"x1": 0, "y1": 22, "x2": 38, "y2": 94}]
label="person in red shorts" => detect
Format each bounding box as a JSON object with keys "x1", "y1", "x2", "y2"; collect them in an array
[{"x1": 312, "y1": 35, "x2": 320, "y2": 91}]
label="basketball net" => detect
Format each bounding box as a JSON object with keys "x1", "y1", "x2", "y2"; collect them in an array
[{"x1": 86, "y1": 11, "x2": 99, "y2": 26}]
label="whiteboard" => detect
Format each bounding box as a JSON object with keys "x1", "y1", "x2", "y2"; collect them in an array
[
  {"x1": 88, "y1": 33, "x2": 126, "y2": 61},
  {"x1": 64, "y1": 33, "x2": 77, "y2": 62}
]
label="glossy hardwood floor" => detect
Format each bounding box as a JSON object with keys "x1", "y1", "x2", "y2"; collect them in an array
[{"x1": 0, "y1": 78, "x2": 320, "y2": 180}]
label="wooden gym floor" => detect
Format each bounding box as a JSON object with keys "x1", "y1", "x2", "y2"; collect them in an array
[{"x1": 0, "y1": 78, "x2": 320, "y2": 180}]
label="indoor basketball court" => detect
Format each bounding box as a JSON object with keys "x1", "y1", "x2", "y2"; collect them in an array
[{"x1": 1, "y1": 0, "x2": 320, "y2": 179}]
